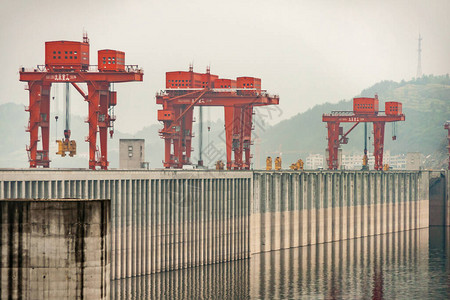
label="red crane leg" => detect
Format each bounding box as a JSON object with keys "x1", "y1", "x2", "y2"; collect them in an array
[
  {"x1": 224, "y1": 106, "x2": 234, "y2": 170},
  {"x1": 326, "y1": 121, "x2": 340, "y2": 170},
  {"x1": 242, "y1": 106, "x2": 253, "y2": 169},
  {"x1": 39, "y1": 83, "x2": 51, "y2": 167},
  {"x1": 170, "y1": 109, "x2": 181, "y2": 168},
  {"x1": 162, "y1": 105, "x2": 194, "y2": 168},
  {"x1": 170, "y1": 108, "x2": 179, "y2": 167},
  {"x1": 26, "y1": 82, "x2": 41, "y2": 168},
  {"x1": 233, "y1": 106, "x2": 244, "y2": 170},
  {"x1": 182, "y1": 107, "x2": 194, "y2": 165},
  {"x1": 87, "y1": 83, "x2": 100, "y2": 170},
  {"x1": 98, "y1": 89, "x2": 109, "y2": 170},
  {"x1": 173, "y1": 106, "x2": 184, "y2": 168},
  {"x1": 373, "y1": 121, "x2": 385, "y2": 170},
  {"x1": 161, "y1": 104, "x2": 176, "y2": 168},
  {"x1": 163, "y1": 138, "x2": 172, "y2": 168}
]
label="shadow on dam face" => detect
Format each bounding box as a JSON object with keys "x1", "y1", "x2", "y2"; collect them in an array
[{"x1": 428, "y1": 171, "x2": 447, "y2": 226}]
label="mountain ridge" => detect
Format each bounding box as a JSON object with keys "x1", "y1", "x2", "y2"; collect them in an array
[{"x1": 1, "y1": 75, "x2": 449, "y2": 169}]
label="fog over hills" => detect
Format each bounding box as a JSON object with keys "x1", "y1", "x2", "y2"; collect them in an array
[{"x1": 1, "y1": 75, "x2": 449, "y2": 169}]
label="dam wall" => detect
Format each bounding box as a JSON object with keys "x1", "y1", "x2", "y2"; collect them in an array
[
  {"x1": 0, "y1": 198, "x2": 110, "y2": 299},
  {"x1": 251, "y1": 171, "x2": 429, "y2": 254},
  {"x1": 0, "y1": 170, "x2": 252, "y2": 280},
  {"x1": 0, "y1": 170, "x2": 430, "y2": 280}
]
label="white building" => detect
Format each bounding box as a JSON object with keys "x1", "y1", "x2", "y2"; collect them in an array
[
  {"x1": 306, "y1": 154, "x2": 324, "y2": 169},
  {"x1": 307, "y1": 150, "x2": 411, "y2": 170}
]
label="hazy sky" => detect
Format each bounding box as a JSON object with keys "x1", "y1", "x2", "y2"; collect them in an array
[{"x1": 1, "y1": 0, "x2": 449, "y2": 133}]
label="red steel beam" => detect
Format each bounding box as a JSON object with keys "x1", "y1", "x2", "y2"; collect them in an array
[
  {"x1": 71, "y1": 82, "x2": 88, "y2": 99},
  {"x1": 339, "y1": 122, "x2": 359, "y2": 144},
  {"x1": 20, "y1": 71, "x2": 143, "y2": 83},
  {"x1": 156, "y1": 93, "x2": 279, "y2": 107},
  {"x1": 322, "y1": 114, "x2": 404, "y2": 123}
]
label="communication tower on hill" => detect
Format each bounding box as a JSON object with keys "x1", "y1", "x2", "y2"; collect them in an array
[{"x1": 417, "y1": 34, "x2": 422, "y2": 78}]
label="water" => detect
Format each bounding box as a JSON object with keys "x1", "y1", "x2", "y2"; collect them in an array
[{"x1": 112, "y1": 227, "x2": 449, "y2": 299}]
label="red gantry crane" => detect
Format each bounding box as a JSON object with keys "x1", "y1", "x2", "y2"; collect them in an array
[
  {"x1": 156, "y1": 66, "x2": 279, "y2": 170},
  {"x1": 19, "y1": 34, "x2": 143, "y2": 170},
  {"x1": 322, "y1": 95, "x2": 405, "y2": 170}
]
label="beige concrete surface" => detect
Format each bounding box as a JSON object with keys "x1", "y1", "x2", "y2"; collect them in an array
[{"x1": 0, "y1": 169, "x2": 434, "y2": 281}]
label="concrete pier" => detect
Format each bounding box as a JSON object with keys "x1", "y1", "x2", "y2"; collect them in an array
[
  {"x1": 0, "y1": 198, "x2": 110, "y2": 299},
  {"x1": 428, "y1": 170, "x2": 450, "y2": 226},
  {"x1": 0, "y1": 169, "x2": 433, "y2": 281}
]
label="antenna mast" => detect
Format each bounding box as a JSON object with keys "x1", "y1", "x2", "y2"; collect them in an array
[{"x1": 416, "y1": 34, "x2": 422, "y2": 78}]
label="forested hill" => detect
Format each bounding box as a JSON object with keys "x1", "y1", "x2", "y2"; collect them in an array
[
  {"x1": 257, "y1": 75, "x2": 450, "y2": 168},
  {"x1": 1, "y1": 75, "x2": 449, "y2": 169}
]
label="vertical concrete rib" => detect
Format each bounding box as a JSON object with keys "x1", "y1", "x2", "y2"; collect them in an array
[
  {"x1": 137, "y1": 180, "x2": 142, "y2": 276},
  {"x1": 156, "y1": 179, "x2": 161, "y2": 273},
  {"x1": 145, "y1": 179, "x2": 150, "y2": 275},
  {"x1": 235, "y1": 178, "x2": 239, "y2": 260},
  {"x1": 131, "y1": 180, "x2": 136, "y2": 277},
  {"x1": 216, "y1": 179, "x2": 220, "y2": 263},
  {"x1": 126, "y1": 179, "x2": 131, "y2": 277},
  {"x1": 173, "y1": 179, "x2": 178, "y2": 270},
  {"x1": 164, "y1": 179, "x2": 169, "y2": 272},
  {"x1": 115, "y1": 180, "x2": 120, "y2": 279},
  {"x1": 222, "y1": 178, "x2": 226, "y2": 262},
  {"x1": 200, "y1": 178, "x2": 204, "y2": 265},
  {"x1": 206, "y1": 179, "x2": 211, "y2": 264},
  {"x1": 187, "y1": 179, "x2": 192, "y2": 268},
  {"x1": 110, "y1": 180, "x2": 115, "y2": 279},
  {"x1": 326, "y1": 173, "x2": 333, "y2": 243},
  {"x1": 241, "y1": 177, "x2": 245, "y2": 258},
  {"x1": 194, "y1": 178, "x2": 198, "y2": 267},
  {"x1": 306, "y1": 173, "x2": 313, "y2": 245},
  {"x1": 226, "y1": 178, "x2": 231, "y2": 261}
]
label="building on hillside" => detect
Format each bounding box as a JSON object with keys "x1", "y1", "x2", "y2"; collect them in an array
[
  {"x1": 341, "y1": 151, "x2": 407, "y2": 170},
  {"x1": 306, "y1": 151, "x2": 410, "y2": 170},
  {"x1": 385, "y1": 151, "x2": 407, "y2": 170},
  {"x1": 341, "y1": 153, "x2": 365, "y2": 170},
  {"x1": 306, "y1": 154, "x2": 324, "y2": 169},
  {"x1": 119, "y1": 139, "x2": 149, "y2": 169}
]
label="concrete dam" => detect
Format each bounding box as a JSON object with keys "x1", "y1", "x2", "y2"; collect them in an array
[{"x1": 1, "y1": 169, "x2": 438, "y2": 285}]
